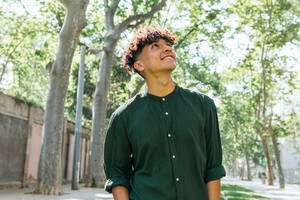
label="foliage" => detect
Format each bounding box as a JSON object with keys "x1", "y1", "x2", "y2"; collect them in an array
[
  {"x1": 219, "y1": 91, "x2": 264, "y2": 171},
  {"x1": 0, "y1": 1, "x2": 56, "y2": 106},
  {"x1": 218, "y1": 0, "x2": 300, "y2": 184},
  {"x1": 221, "y1": 184, "x2": 270, "y2": 200},
  {"x1": 227, "y1": 0, "x2": 300, "y2": 137}
]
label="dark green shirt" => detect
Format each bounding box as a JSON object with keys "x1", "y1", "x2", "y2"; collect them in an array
[{"x1": 104, "y1": 83, "x2": 226, "y2": 200}]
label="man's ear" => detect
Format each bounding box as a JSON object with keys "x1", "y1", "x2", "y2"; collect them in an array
[{"x1": 133, "y1": 60, "x2": 145, "y2": 73}]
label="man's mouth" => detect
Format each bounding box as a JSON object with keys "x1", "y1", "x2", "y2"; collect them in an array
[{"x1": 161, "y1": 55, "x2": 175, "y2": 60}]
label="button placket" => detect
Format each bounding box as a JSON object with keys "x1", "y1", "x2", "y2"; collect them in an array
[
  {"x1": 162, "y1": 97, "x2": 169, "y2": 116},
  {"x1": 168, "y1": 130, "x2": 180, "y2": 187},
  {"x1": 161, "y1": 98, "x2": 180, "y2": 191},
  {"x1": 167, "y1": 132, "x2": 180, "y2": 187}
]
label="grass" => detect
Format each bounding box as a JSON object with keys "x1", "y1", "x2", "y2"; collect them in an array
[{"x1": 220, "y1": 184, "x2": 270, "y2": 200}]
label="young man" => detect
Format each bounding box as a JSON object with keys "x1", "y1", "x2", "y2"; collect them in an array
[{"x1": 104, "y1": 26, "x2": 226, "y2": 200}]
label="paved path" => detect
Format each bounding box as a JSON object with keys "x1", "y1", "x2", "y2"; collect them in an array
[
  {"x1": 223, "y1": 177, "x2": 300, "y2": 200},
  {"x1": 1, "y1": 179, "x2": 299, "y2": 200},
  {"x1": 0, "y1": 184, "x2": 113, "y2": 200}
]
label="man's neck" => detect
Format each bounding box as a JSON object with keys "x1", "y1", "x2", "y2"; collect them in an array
[{"x1": 145, "y1": 76, "x2": 175, "y2": 97}]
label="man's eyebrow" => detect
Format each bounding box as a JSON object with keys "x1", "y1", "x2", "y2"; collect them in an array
[{"x1": 149, "y1": 40, "x2": 159, "y2": 44}]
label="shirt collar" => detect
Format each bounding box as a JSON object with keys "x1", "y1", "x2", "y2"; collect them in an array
[{"x1": 145, "y1": 82, "x2": 179, "y2": 102}]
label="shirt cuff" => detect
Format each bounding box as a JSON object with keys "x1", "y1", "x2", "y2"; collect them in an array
[
  {"x1": 204, "y1": 165, "x2": 226, "y2": 183},
  {"x1": 104, "y1": 176, "x2": 130, "y2": 193}
]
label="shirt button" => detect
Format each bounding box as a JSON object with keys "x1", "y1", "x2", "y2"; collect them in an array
[
  {"x1": 165, "y1": 112, "x2": 168, "y2": 115},
  {"x1": 172, "y1": 155, "x2": 176, "y2": 159},
  {"x1": 176, "y1": 178, "x2": 180, "y2": 182},
  {"x1": 168, "y1": 134, "x2": 171, "y2": 137},
  {"x1": 162, "y1": 98, "x2": 165, "y2": 101}
]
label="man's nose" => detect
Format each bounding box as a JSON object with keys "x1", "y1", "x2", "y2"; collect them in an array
[{"x1": 163, "y1": 44, "x2": 173, "y2": 52}]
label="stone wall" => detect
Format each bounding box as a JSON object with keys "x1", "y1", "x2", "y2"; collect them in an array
[
  {"x1": 0, "y1": 113, "x2": 27, "y2": 183},
  {"x1": 0, "y1": 92, "x2": 90, "y2": 188}
]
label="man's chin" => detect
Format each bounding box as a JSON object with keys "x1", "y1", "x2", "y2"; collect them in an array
[{"x1": 169, "y1": 64, "x2": 176, "y2": 71}]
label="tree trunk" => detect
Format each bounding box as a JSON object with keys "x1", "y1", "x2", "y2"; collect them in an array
[
  {"x1": 263, "y1": 137, "x2": 274, "y2": 186},
  {"x1": 34, "y1": 0, "x2": 88, "y2": 195},
  {"x1": 87, "y1": 37, "x2": 118, "y2": 187},
  {"x1": 268, "y1": 122, "x2": 285, "y2": 189},
  {"x1": 257, "y1": 127, "x2": 274, "y2": 186},
  {"x1": 244, "y1": 150, "x2": 252, "y2": 181},
  {"x1": 259, "y1": 38, "x2": 274, "y2": 186},
  {"x1": 240, "y1": 163, "x2": 245, "y2": 180},
  {"x1": 130, "y1": 79, "x2": 145, "y2": 97}
]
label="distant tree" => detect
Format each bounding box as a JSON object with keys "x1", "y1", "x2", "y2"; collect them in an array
[
  {"x1": 230, "y1": 0, "x2": 300, "y2": 188},
  {"x1": 219, "y1": 91, "x2": 262, "y2": 181}
]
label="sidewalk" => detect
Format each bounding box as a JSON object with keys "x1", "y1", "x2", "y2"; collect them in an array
[
  {"x1": 1, "y1": 179, "x2": 299, "y2": 200},
  {"x1": 0, "y1": 184, "x2": 113, "y2": 200},
  {"x1": 222, "y1": 177, "x2": 300, "y2": 200}
]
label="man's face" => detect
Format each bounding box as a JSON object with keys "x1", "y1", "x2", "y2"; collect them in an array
[{"x1": 134, "y1": 39, "x2": 176, "y2": 77}]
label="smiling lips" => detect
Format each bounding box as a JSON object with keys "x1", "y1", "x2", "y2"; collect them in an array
[{"x1": 161, "y1": 54, "x2": 176, "y2": 61}]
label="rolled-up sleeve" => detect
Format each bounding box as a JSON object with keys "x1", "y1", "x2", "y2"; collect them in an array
[
  {"x1": 104, "y1": 112, "x2": 132, "y2": 193},
  {"x1": 204, "y1": 98, "x2": 226, "y2": 183}
]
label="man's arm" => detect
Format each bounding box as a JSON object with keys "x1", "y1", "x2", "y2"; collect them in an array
[
  {"x1": 203, "y1": 98, "x2": 225, "y2": 197},
  {"x1": 112, "y1": 186, "x2": 130, "y2": 200},
  {"x1": 206, "y1": 179, "x2": 221, "y2": 200},
  {"x1": 104, "y1": 112, "x2": 132, "y2": 194}
]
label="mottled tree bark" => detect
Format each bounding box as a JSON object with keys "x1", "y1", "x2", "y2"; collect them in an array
[
  {"x1": 34, "y1": 0, "x2": 88, "y2": 195},
  {"x1": 256, "y1": 127, "x2": 274, "y2": 186},
  {"x1": 268, "y1": 119, "x2": 285, "y2": 189},
  {"x1": 244, "y1": 150, "x2": 252, "y2": 181}
]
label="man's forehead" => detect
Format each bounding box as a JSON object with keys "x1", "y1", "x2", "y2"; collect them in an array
[{"x1": 146, "y1": 39, "x2": 172, "y2": 45}]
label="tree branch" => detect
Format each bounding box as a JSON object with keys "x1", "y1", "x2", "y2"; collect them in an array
[
  {"x1": 148, "y1": 15, "x2": 154, "y2": 25},
  {"x1": 110, "y1": 0, "x2": 121, "y2": 18},
  {"x1": 104, "y1": 0, "x2": 113, "y2": 29},
  {"x1": 105, "y1": 0, "x2": 121, "y2": 29},
  {"x1": 127, "y1": 19, "x2": 146, "y2": 29},
  {"x1": 20, "y1": 1, "x2": 30, "y2": 16},
  {"x1": 0, "y1": 31, "x2": 33, "y2": 82},
  {"x1": 116, "y1": 0, "x2": 167, "y2": 33},
  {"x1": 174, "y1": 24, "x2": 198, "y2": 50},
  {"x1": 162, "y1": 2, "x2": 172, "y2": 26},
  {"x1": 78, "y1": 41, "x2": 102, "y2": 55},
  {"x1": 87, "y1": 47, "x2": 102, "y2": 55}
]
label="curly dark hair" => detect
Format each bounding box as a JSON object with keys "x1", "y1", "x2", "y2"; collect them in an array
[{"x1": 122, "y1": 25, "x2": 177, "y2": 74}]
